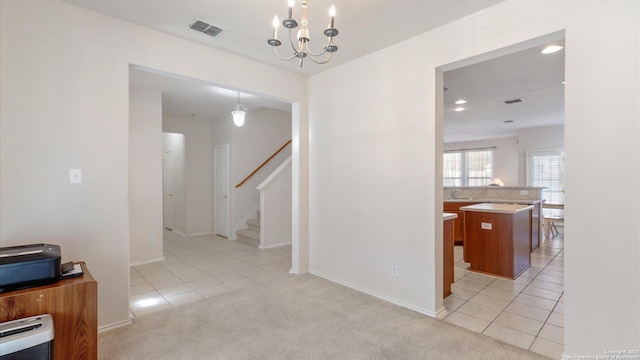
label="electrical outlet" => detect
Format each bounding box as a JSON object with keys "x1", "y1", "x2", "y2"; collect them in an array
[
  {"x1": 69, "y1": 169, "x2": 82, "y2": 184},
  {"x1": 481, "y1": 222, "x2": 492, "y2": 230},
  {"x1": 520, "y1": 190, "x2": 529, "y2": 195},
  {"x1": 391, "y1": 265, "x2": 399, "y2": 277},
  {"x1": 148, "y1": 235, "x2": 155, "y2": 244}
]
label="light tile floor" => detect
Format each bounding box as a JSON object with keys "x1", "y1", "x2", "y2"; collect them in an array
[
  {"x1": 129, "y1": 230, "x2": 292, "y2": 318},
  {"x1": 130, "y1": 230, "x2": 564, "y2": 359},
  {"x1": 444, "y1": 230, "x2": 565, "y2": 360}
]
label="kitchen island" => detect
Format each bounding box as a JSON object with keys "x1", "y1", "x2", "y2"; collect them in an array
[{"x1": 460, "y1": 203, "x2": 533, "y2": 279}]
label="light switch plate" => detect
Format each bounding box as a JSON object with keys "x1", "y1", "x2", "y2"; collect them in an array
[
  {"x1": 481, "y1": 222, "x2": 492, "y2": 230},
  {"x1": 69, "y1": 169, "x2": 82, "y2": 184},
  {"x1": 520, "y1": 190, "x2": 528, "y2": 195}
]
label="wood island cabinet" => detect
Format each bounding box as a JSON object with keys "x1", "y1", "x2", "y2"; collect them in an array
[
  {"x1": 445, "y1": 200, "x2": 542, "y2": 253},
  {"x1": 461, "y1": 204, "x2": 532, "y2": 279},
  {"x1": 0, "y1": 262, "x2": 97, "y2": 360}
]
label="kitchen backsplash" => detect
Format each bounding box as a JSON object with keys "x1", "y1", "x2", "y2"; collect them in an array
[{"x1": 443, "y1": 186, "x2": 544, "y2": 201}]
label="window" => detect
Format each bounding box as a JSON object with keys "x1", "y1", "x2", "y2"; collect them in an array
[
  {"x1": 444, "y1": 148, "x2": 494, "y2": 186},
  {"x1": 527, "y1": 149, "x2": 564, "y2": 217}
]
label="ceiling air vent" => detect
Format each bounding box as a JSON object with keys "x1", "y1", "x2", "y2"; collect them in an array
[
  {"x1": 504, "y1": 98, "x2": 524, "y2": 104},
  {"x1": 190, "y1": 18, "x2": 225, "y2": 38}
]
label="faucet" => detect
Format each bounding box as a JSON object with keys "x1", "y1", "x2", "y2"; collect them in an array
[{"x1": 450, "y1": 188, "x2": 461, "y2": 199}]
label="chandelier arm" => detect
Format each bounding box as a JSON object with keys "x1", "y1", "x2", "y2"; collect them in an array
[
  {"x1": 300, "y1": 37, "x2": 335, "y2": 58},
  {"x1": 272, "y1": 46, "x2": 299, "y2": 61},
  {"x1": 306, "y1": 51, "x2": 333, "y2": 65},
  {"x1": 287, "y1": 28, "x2": 302, "y2": 54}
]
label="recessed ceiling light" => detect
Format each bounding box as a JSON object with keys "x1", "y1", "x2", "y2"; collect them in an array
[
  {"x1": 454, "y1": 107, "x2": 466, "y2": 112},
  {"x1": 541, "y1": 45, "x2": 563, "y2": 54},
  {"x1": 562, "y1": 80, "x2": 566, "y2": 85},
  {"x1": 455, "y1": 99, "x2": 467, "y2": 105}
]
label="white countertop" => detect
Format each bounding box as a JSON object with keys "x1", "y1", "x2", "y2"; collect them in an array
[
  {"x1": 443, "y1": 213, "x2": 458, "y2": 221},
  {"x1": 459, "y1": 203, "x2": 534, "y2": 214},
  {"x1": 445, "y1": 198, "x2": 541, "y2": 204}
]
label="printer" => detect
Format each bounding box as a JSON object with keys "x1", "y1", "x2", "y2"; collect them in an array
[{"x1": 0, "y1": 244, "x2": 61, "y2": 293}]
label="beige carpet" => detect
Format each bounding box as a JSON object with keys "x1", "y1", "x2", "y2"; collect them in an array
[{"x1": 99, "y1": 274, "x2": 548, "y2": 359}]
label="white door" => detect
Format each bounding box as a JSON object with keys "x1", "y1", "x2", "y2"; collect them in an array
[
  {"x1": 214, "y1": 144, "x2": 230, "y2": 237},
  {"x1": 163, "y1": 150, "x2": 174, "y2": 230}
]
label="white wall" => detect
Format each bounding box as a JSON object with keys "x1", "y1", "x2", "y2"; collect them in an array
[
  {"x1": 258, "y1": 158, "x2": 293, "y2": 249},
  {"x1": 163, "y1": 114, "x2": 213, "y2": 236},
  {"x1": 233, "y1": 108, "x2": 291, "y2": 231},
  {"x1": 308, "y1": 0, "x2": 639, "y2": 356},
  {"x1": 517, "y1": 125, "x2": 564, "y2": 185},
  {"x1": 0, "y1": 0, "x2": 308, "y2": 329},
  {"x1": 129, "y1": 87, "x2": 164, "y2": 264},
  {"x1": 444, "y1": 136, "x2": 519, "y2": 186}
]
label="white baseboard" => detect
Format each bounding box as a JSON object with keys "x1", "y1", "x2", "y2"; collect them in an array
[
  {"x1": 435, "y1": 306, "x2": 448, "y2": 319},
  {"x1": 309, "y1": 270, "x2": 438, "y2": 318},
  {"x1": 172, "y1": 229, "x2": 187, "y2": 237},
  {"x1": 259, "y1": 240, "x2": 292, "y2": 249},
  {"x1": 130, "y1": 257, "x2": 165, "y2": 267},
  {"x1": 187, "y1": 232, "x2": 213, "y2": 237},
  {"x1": 98, "y1": 319, "x2": 133, "y2": 333}
]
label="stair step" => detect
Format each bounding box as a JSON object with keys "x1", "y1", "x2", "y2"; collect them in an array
[
  {"x1": 247, "y1": 218, "x2": 260, "y2": 231},
  {"x1": 237, "y1": 229, "x2": 259, "y2": 240},
  {"x1": 236, "y1": 229, "x2": 260, "y2": 247}
]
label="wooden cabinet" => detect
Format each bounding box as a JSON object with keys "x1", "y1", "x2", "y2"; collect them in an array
[
  {"x1": 0, "y1": 262, "x2": 97, "y2": 360},
  {"x1": 445, "y1": 200, "x2": 542, "y2": 253},
  {"x1": 443, "y1": 217, "x2": 455, "y2": 298},
  {"x1": 463, "y1": 207, "x2": 531, "y2": 279},
  {"x1": 443, "y1": 202, "x2": 475, "y2": 245},
  {"x1": 531, "y1": 202, "x2": 541, "y2": 251}
]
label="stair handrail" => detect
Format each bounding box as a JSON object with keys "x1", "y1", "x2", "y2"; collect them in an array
[{"x1": 235, "y1": 139, "x2": 292, "y2": 188}]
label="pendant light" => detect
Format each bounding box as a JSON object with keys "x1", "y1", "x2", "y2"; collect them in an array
[{"x1": 231, "y1": 92, "x2": 247, "y2": 127}]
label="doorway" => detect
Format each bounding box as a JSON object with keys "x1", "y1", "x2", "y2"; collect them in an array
[
  {"x1": 162, "y1": 132, "x2": 185, "y2": 233},
  {"x1": 437, "y1": 32, "x2": 566, "y2": 358},
  {"x1": 214, "y1": 144, "x2": 230, "y2": 237}
]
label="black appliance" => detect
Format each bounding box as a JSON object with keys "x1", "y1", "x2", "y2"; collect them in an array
[{"x1": 0, "y1": 244, "x2": 61, "y2": 293}]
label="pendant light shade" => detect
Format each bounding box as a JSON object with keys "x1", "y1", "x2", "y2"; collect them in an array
[{"x1": 231, "y1": 92, "x2": 247, "y2": 127}]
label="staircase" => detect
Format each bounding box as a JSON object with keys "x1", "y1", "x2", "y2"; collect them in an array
[{"x1": 236, "y1": 209, "x2": 260, "y2": 247}]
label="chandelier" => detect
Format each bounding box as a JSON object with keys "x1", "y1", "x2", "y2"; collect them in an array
[{"x1": 267, "y1": 0, "x2": 339, "y2": 67}]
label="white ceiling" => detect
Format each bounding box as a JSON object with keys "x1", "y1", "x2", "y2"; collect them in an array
[
  {"x1": 62, "y1": 0, "x2": 508, "y2": 76},
  {"x1": 67, "y1": 0, "x2": 564, "y2": 140},
  {"x1": 129, "y1": 67, "x2": 291, "y2": 121},
  {"x1": 443, "y1": 40, "x2": 565, "y2": 143}
]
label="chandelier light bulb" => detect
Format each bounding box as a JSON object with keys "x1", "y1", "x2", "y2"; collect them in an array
[
  {"x1": 272, "y1": 15, "x2": 279, "y2": 39},
  {"x1": 329, "y1": 5, "x2": 336, "y2": 27},
  {"x1": 287, "y1": 0, "x2": 294, "y2": 18}
]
